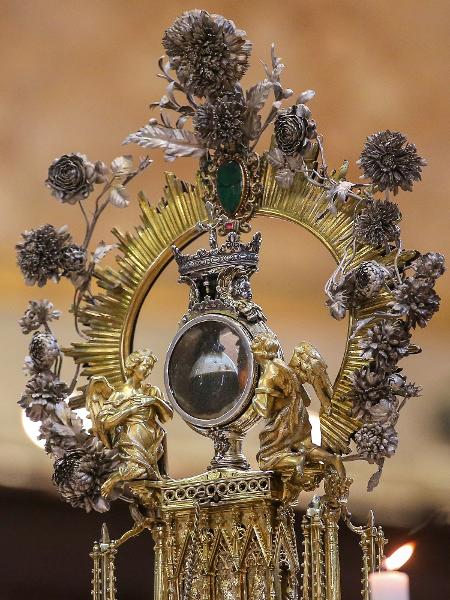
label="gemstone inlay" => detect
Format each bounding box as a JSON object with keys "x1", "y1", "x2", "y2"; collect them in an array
[{"x1": 216, "y1": 160, "x2": 243, "y2": 214}]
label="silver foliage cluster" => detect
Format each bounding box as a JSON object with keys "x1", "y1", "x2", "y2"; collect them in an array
[
  {"x1": 125, "y1": 10, "x2": 312, "y2": 164},
  {"x1": 347, "y1": 252, "x2": 445, "y2": 489},
  {"x1": 18, "y1": 301, "x2": 119, "y2": 512},
  {"x1": 16, "y1": 153, "x2": 150, "y2": 513},
  {"x1": 390, "y1": 252, "x2": 444, "y2": 329},
  {"x1": 325, "y1": 260, "x2": 390, "y2": 321}
]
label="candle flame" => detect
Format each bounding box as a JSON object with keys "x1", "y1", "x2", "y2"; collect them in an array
[{"x1": 384, "y1": 542, "x2": 416, "y2": 571}]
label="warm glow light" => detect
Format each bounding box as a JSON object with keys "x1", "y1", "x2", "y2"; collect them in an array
[
  {"x1": 21, "y1": 405, "x2": 91, "y2": 450},
  {"x1": 384, "y1": 543, "x2": 416, "y2": 571},
  {"x1": 309, "y1": 412, "x2": 322, "y2": 446},
  {"x1": 21, "y1": 411, "x2": 45, "y2": 449}
]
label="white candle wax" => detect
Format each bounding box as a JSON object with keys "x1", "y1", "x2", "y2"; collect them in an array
[{"x1": 369, "y1": 571, "x2": 409, "y2": 600}]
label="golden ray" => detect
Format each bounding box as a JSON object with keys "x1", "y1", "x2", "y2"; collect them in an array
[{"x1": 66, "y1": 163, "x2": 402, "y2": 454}]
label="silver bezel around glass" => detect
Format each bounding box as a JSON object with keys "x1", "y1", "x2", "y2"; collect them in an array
[{"x1": 164, "y1": 313, "x2": 256, "y2": 428}]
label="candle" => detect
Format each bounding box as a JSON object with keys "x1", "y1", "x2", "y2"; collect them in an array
[
  {"x1": 369, "y1": 542, "x2": 415, "y2": 600},
  {"x1": 369, "y1": 571, "x2": 409, "y2": 600}
]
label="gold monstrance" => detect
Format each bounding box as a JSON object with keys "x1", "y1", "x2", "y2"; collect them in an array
[{"x1": 17, "y1": 9, "x2": 444, "y2": 600}]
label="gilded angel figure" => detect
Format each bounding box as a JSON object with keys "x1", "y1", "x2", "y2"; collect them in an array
[
  {"x1": 86, "y1": 349, "x2": 173, "y2": 498},
  {"x1": 251, "y1": 333, "x2": 344, "y2": 494}
]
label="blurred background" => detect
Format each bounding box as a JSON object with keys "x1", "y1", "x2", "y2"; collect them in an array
[{"x1": 1, "y1": 0, "x2": 449, "y2": 598}]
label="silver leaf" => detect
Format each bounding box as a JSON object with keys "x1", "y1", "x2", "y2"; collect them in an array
[
  {"x1": 267, "y1": 147, "x2": 285, "y2": 170},
  {"x1": 297, "y1": 89, "x2": 316, "y2": 104},
  {"x1": 244, "y1": 80, "x2": 272, "y2": 140},
  {"x1": 124, "y1": 124, "x2": 206, "y2": 161},
  {"x1": 246, "y1": 80, "x2": 272, "y2": 111},
  {"x1": 286, "y1": 154, "x2": 304, "y2": 172},
  {"x1": 275, "y1": 168, "x2": 294, "y2": 189},
  {"x1": 109, "y1": 185, "x2": 129, "y2": 208},
  {"x1": 367, "y1": 461, "x2": 384, "y2": 492},
  {"x1": 111, "y1": 155, "x2": 134, "y2": 176},
  {"x1": 93, "y1": 242, "x2": 117, "y2": 263}
]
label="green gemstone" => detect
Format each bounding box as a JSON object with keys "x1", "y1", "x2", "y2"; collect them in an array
[{"x1": 216, "y1": 160, "x2": 243, "y2": 214}]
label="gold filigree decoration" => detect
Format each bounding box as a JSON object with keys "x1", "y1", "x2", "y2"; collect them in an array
[{"x1": 66, "y1": 163, "x2": 404, "y2": 454}]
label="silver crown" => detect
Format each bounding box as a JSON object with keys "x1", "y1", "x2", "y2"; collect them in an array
[
  {"x1": 173, "y1": 230, "x2": 261, "y2": 279},
  {"x1": 172, "y1": 228, "x2": 264, "y2": 324}
]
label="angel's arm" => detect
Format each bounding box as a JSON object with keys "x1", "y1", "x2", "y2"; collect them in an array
[
  {"x1": 253, "y1": 361, "x2": 287, "y2": 418},
  {"x1": 253, "y1": 390, "x2": 274, "y2": 419},
  {"x1": 146, "y1": 386, "x2": 173, "y2": 423},
  {"x1": 100, "y1": 404, "x2": 140, "y2": 430}
]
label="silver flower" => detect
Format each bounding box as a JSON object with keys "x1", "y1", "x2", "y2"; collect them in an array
[
  {"x1": 366, "y1": 398, "x2": 396, "y2": 424},
  {"x1": 325, "y1": 261, "x2": 388, "y2": 320},
  {"x1": 194, "y1": 89, "x2": 247, "y2": 148},
  {"x1": 274, "y1": 104, "x2": 317, "y2": 156},
  {"x1": 388, "y1": 372, "x2": 422, "y2": 398},
  {"x1": 357, "y1": 130, "x2": 426, "y2": 194},
  {"x1": 39, "y1": 402, "x2": 87, "y2": 457},
  {"x1": 326, "y1": 180, "x2": 354, "y2": 213},
  {"x1": 19, "y1": 300, "x2": 61, "y2": 334},
  {"x1": 52, "y1": 438, "x2": 119, "y2": 512},
  {"x1": 19, "y1": 371, "x2": 68, "y2": 422},
  {"x1": 163, "y1": 10, "x2": 252, "y2": 98},
  {"x1": 349, "y1": 366, "x2": 395, "y2": 420},
  {"x1": 412, "y1": 252, "x2": 445, "y2": 281},
  {"x1": 390, "y1": 277, "x2": 441, "y2": 329},
  {"x1": 360, "y1": 320, "x2": 411, "y2": 371},
  {"x1": 354, "y1": 423, "x2": 399, "y2": 461},
  {"x1": 28, "y1": 331, "x2": 60, "y2": 372},
  {"x1": 60, "y1": 243, "x2": 87, "y2": 274},
  {"x1": 16, "y1": 224, "x2": 71, "y2": 287},
  {"x1": 354, "y1": 261, "x2": 389, "y2": 298},
  {"x1": 354, "y1": 200, "x2": 401, "y2": 248},
  {"x1": 46, "y1": 153, "x2": 100, "y2": 204}
]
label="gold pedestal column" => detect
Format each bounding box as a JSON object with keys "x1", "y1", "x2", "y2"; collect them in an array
[{"x1": 153, "y1": 469, "x2": 299, "y2": 600}]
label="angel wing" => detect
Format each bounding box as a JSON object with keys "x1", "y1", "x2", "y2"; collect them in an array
[
  {"x1": 290, "y1": 342, "x2": 333, "y2": 414},
  {"x1": 85, "y1": 376, "x2": 115, "y2": 448}
]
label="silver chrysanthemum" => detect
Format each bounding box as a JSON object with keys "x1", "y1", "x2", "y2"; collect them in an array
[
  {"x1": 349, "y1": 366, "x2": 395, "y2": 421},
  {"x1": 360, "y1": 320, "x2": 411, "y2": 371},
  {"x1": 354, "y1": 200, "x2": 401, "y2": 248},
  {"x1": 390, "y1": 277, "x2": 441, "y2": 329},
  {"x1": 28, "y1": 331, "x2": 60, "y2": 372},
  {"x1": 16, "y1": 224, "x2": 71, "y2": 287},
  {"x1": 19, "y1": 299, "x2": 61, "y2": 334},
  {"x1": 163, "y1": 10, "x2": 252, "y2": 98},
  {"x1": 19, "y1": 371, "x2": 68, "y2": 422},
  {"x1": 357, "y1": 130, "x2": 426, "y2": 194},
  {"x1": 274, "y1": 104, "x2": 317, "y2": 156},
  {"x1": 60, "y1": 243, "x2": 87, "y2": 274},
  {"x1": 46, "y1": 153, "x2": 101, "y2": 204},
  {"x1": 40, "y1": 402, "x2": 87, "y2": 457},
  {"x1": 52, "y1": 438, "x2": 119, "y2": 512},
  {"x1": 354, "y1": 423, "x2": 399, "y2": 461},
  {"x1": 194, "y1": 89, "x2": 247, "y2": 148},
  {"x1": 412, "y1": 252, "x2": 446, "y2": 281}
]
